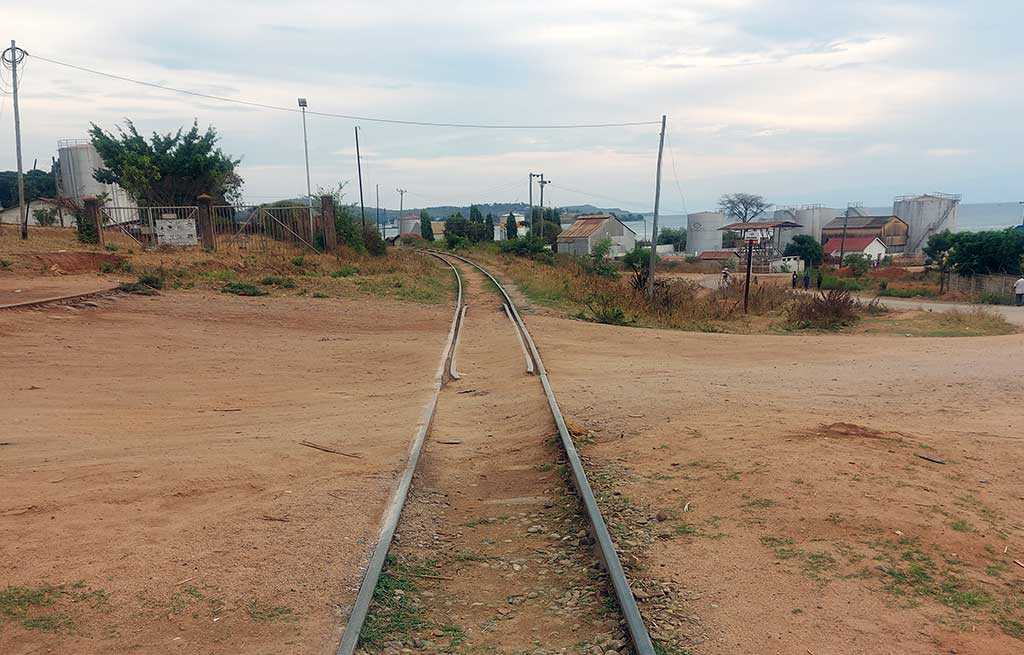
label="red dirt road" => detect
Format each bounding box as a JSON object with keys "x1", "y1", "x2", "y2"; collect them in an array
[
  {"x1": 0, "y1": 290, "x2": 450, "y2": 654},
  {"x1": 529, "y1": 315, "x2": 1024, "y2": 655}
]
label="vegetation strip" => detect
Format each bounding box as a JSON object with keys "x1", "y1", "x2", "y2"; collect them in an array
[
  {"x1": 435, "y1": 250, "x2": 658, "y2": 655},
  {"x1": 334, "y1": 253, "x2": 464, "y2": 655}
]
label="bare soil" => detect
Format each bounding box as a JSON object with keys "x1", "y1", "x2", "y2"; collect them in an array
[
  {"x1": 363, "y1": 260, "x2": 625, "y2": 654},
  {"x1": 0, "y1": 274, "x2": 121, "y2": 306},
  {"x1": 527, "y1": 315, "x2": 1024, "y2": 654},
  {"x1": 0, "y1": 289, "x2": 450, "y2": 654}
]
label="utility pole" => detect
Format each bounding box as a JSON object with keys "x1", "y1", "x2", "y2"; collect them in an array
[
  {"x1": 375, "y1": 183, "x2": 381, "y2": 237},
  {"x1": 838, "y1": 205, "x2": 851, "y2": 264},
  {"x1": 743, "y1": 237, "x2": 755, "y2": 313},
  {"x1": 354, "y1": 126, "x2": 366, "y2": 231},
  {"x1": 397, "y1": 188, "x2": 407, "y2": 221},
  {"x1": 646, "y1": 114, "x2": 667, "y2": 299},
  {"x1": 528, "y1": 173, "x2": 539, "y2": 236},
  {"x1": 537, "y1": 174, "x2": 550, "y2": 241},
  {"x1": 4, "y1": 40, "x2": 28, "y2": 240},
  {"x1": 297, "y1": 98, "x2": 314, "y2": 240}
]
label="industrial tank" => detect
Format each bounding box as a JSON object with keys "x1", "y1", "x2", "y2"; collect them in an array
[
  {"x1": 893, "y1": 193, "x2": 960, "y2": 254},
  {"x1": 57, "y1": 139, "x2": 134, "y2": 207},
  {"x1": 795, "y1": 205, "x2": 838, "y2": 243},
  {"x1": 686, "y1": 211, "x2": 725, "y2": 254}
]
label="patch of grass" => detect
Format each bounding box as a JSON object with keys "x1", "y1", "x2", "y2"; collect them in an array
[
  {"x1": 200, "y1": 268, "x2": 238, "y2": 283},
  {"x1": 221, "y1": 281, "x2": 267, "y2": 297},
  {"x1": 673, "y1": 522, "x2": 699, "y2": 536},
  {"x1": 312, "y1": 291, "x2": 329, "y2": 298},
  {"x1": 331, "y1": 265, "x2": 358, "y2": 278},
  {"x1": 0, "y1": 258, "x2": 12, "y2": 268},
  {"x1": 259, "y1": 275, "x2": 296, "y2": 288},
  {"x1": 803, "y1": 552, "x2": 838, "y2": 580},
  {"x1": 20, "y1": 613, "x2": 72, "y2": 632},
  {"x1": 291, "y1": 255, "x2": 306, "y2": 267},
  {"x1": 440, "y1": 624, "x2": 467, "y2": 647},
  {"x1": 760, "y1": 535, "x2": 800, "y2": 560},
  {"x1": 247, "y1": 600, "x2": 295, "y2": 622},
  {"x1": 359, "y1": 555, "x2": 431, "y2": 647},
  {"x1": 951, "y1": 519, "x2": 974, "y2": 533},
  {"x1": 861, "y1": 307, "x2": 1016, "y2": 337},
  {"x1": 743, "y1": 497, "x2": 776, "y2": 510}
]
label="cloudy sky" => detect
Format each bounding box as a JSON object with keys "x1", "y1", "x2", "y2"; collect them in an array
[{"x1": 3, "y1": 1, "x2": 1022, "y2": 212}]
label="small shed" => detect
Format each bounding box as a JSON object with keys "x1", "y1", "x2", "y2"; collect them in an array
[
  {"x1": 823, "y1": 236, "x2": 888, "y2": 262},
  {"x1": 821, "y1": 215, "x2": 908, "y2": 252},
  {"x1": 556, "y1": 214, "x2": 636, "y2": 257}
]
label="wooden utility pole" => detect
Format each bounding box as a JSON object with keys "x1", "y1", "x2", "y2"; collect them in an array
[
  {"x1": 4, "y1": 40, "x2": 28, "y2": 240},
  {"x1": 354, "y1": 126, "x2": 366, "y2": 230},
  {"x1": 838, "y1": 206, "x2": 851, "y2": 264},
  {"x1": 646, "y1": 115, "x2": 667, "y2": 298},
  {"x1": 375, "y1": 183, "x2": 381, "y2": 237},
  {"x1": 538, "y1": 174, "x2": 550, "y2": 240}
]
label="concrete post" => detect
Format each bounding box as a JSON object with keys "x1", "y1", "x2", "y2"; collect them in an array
[
  {"x1": 82, "y1": 196, "x2": 104, "y2": 246},
  {"x1": 196, "y1": 194, "x2": 216, "y2": 251},
  {"x1": 321, "y1": 195, "x2": 337, "y2": 251}
]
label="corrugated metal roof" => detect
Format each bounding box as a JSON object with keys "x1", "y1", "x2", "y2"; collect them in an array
[
  {"x1": 822, "y1": 237, "x2": 883, "y2": 254},
  {"x1": 822, "y1": 215, "x2": 904, "y2": 230},
  {"x1": 557, "y1": 216, "x2": 611, "y2": 240}
]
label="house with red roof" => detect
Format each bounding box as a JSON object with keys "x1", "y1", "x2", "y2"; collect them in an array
[{"x1": 822, "y1": 236, "x2": 888, "y2": 262}]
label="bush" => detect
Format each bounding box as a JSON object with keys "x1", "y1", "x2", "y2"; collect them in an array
[
  {"x1": 445, "y1": 233, "x2": 469, "y2": 250},
  {"x1": 33, "y1": 207, "x2": 59, "y2": 227},
  {"x1": 291, "y1": 255, "x2": 305, "y2": 267},
  {"x1": 363, "y1": 227, "x2": 386, "y2": 256},
  {"x1": 138, "y1": 273, "x2": 164, "y2": 289},
  {"x1": 330, "y1": 265, "x2": 358, "y2": 278},
  {"x1": 221, "y1": 282, "x2": 267, "y2": 296},
  {"x1": 118, "y1": 275, "x2": 163, "y2": 295},
  {"x1": 500, "y1": 235, "x2": 547, "y2": 257},
  {"x1": 843, "y1": 253, "x2": 871, "y2": 277},
  {"x1": 878, "y1": 286, "x2": 937, "y2": 298},
  {"x1": 580, "y1": 291, "x2": 631, "y2": 325},
  {"x1": 74, "y1": 211, "x2": 99, "y2": 244},
  {"x1": 786, "y1": 289, "x2": 861, "y2": 330},
  {"x1": 820, "y1": 275, "x2": 867, "y2": 291},
  {"x1": 260, "y1": 275, "x2": 296, "y2": 288},
  {"x1": 312, "y1": 291, "x2": 328, "y2": 299}
]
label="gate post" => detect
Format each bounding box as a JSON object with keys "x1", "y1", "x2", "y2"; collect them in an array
[
  {"x1": 321, "y1": 195, "x2": 337, "y2": 251},
  {"x1": 83, "y1": 195, "x2": 104, "y2": 246},
  {"x1": 196, "y1": 194, "x2": 216, "y2": 251}
]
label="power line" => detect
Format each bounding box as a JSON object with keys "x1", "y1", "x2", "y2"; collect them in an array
[
  {"x1": 664, "y1": 130, "x2": 688, "y2": 218},
  {"x1": 27, "y1": 52, "x2": 660, "y2": 130}
]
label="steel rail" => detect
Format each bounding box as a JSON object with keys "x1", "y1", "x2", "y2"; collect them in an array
[
  {"x1": 503, "y1": 302, "x2": 536, "y2": 375},
  {"x1": 435, "y1": 251, "x2": 657, "y2": 655},
  {"x1": 0, "y1": 286, "x2": 119, "y2": 311},
  {"x1": 334, "y1": 252, "x2": 463, "y2": 655}
]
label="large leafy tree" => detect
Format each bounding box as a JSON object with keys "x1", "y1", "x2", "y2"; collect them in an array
[
  {"x1": 505, "y1": 212, "x2": 518, "y2": 239},
  {"x1": 657, "y1": 227, "x2": 686, "y2": 251},
  {"x1": 719, "y1": 193, "x2": 771, "y2": 223},
  {"x1": 0, "y1": 169, "x2": 56, "y2": 208},
  {"x1": 783, "y1": 234, "x2": 824, "y2": 267},
  {"x1": 89, "y1": 119, "x2": 242, "y2": 206}
]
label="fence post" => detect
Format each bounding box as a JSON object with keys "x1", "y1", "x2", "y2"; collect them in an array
[
  {"x1": 83, "y1": 196, "x2": 104, "y2": 246},
  {"x1": 321, "y1": 195, "x2": 337, "y2": 251},
  {"x1": 196, "y1": 194, "x2": 216, "y2": 251}
]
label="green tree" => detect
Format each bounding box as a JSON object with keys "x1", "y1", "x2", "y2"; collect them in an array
[
  {"x1": 0, "y1": 169, "x2": 56, "y2": 208},
  {"x1": 505, "y1": 212, "x2": 518, "y2": 239},
  {"x1": 722, "y1": 229, "x2": 740, "y2": 249},
  {"x1": 317, "y1": 181, "x2": 365, "y2": 252},
  {"x1": 719, "y1": 193, "x2": 770, "y2": 223},
  {"x1": 657, "y1": 227, "x2": 686, "y2": 252},
  {"x1": 89, "y1": 119, "x2": 242, "y2": 206},
  {"x1": 469, "y1": 205, "x2": 484, "y2": 223},
  {"x1": 420, "y1": 209, "x2": 434, "y2": 241},
  {"x1": 843, "y1": 253, "x2": 871, "y2": 276},
  {"x1": 783, "y1": 234, "x2": 824, "y2": 267},
  {"x1": 923, "y1": 230, "x2": 957, "y2": 263},
  {"x1": 622, "y1": 245, "x2": 655, "y2": 272},
  {"x1": 946, "y1": 229, "x2": 1024, "y2": 275}
]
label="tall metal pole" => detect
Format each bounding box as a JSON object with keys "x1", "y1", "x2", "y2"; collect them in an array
[
  {"x1": 298, "y1": 99, "x2": 313, "y2": 240},
  {"x1": 375, "y1": 184, "x2": 381, "y2": 237},
  {"x1": 354, "y1": 126, "x2": 366, "y2": 231},
  {"x1": 743, "y1": 238, "x2": 754, "y2": 313},
  {"x1": 646, "y1": 114, "x2": 667, "y2": 298},
  {"x1": 5, "y1": 41, "x2": 28, "y2": 240},
  {"x1": 397, "y1": 188, "x2": 406, "y2": 222},
  {"x1": 528, "y1": 172, "x2": 538, "y2": 236}
]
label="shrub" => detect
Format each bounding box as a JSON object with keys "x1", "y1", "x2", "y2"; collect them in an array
[
  {"x1": 500, "y1": 235, "x2": 547, "y2": 257},
  {"x1": 100, "y1": 262, "x2": 114, "y2": 273},
  {"x1": 786, "y1": 289, "x2": 861, "y2": 330},
  {"x1": 364, "y1": 227, "x2": 386, "y2": 256},
  {"x1": 291, "y1": 255, "x2": 305, "y2": 268},
  {"x1": 74, "y1": 210, "x2": 99, "y2": 244},
  {"x1": 104, "y1": 244, "x2": 119, "y2": 252},
  {"x1": 312, "y1": 291, "x2": 328, "y2": 298},
  {"x1": 879, "y1": 286, "x2": 937, "y2": 299},
  {"x1": 33, "y1": 207, "x2": 59, "y2": 227},
  {"x1": 260, "y1": 275, "x2": 296, "y2": 288},
  {"x1": 820, "y1": 275, "x2": 867, "y2": 291},
  {"x1": 0, "y1": 259, "x2": 11, "y2": 269},
  {"x1": 977, "y1": 292, "x2": 1011, "y2": 305},
  {"x1": 118, "y1": 275, "x2": 163, "y2": 295},
  {"x1": 331, "y1": 265, "x2": 358, "y2": 278},
  {"x1": 580, "y1": 291, "x2": 631, "y2": 325},
  {"x1": 445, "y1": 233, "x2": 469, "y2": 250},
  {"x1": 138, "y1": 273, "x2": 164, "y2": 289},
  {"x1": 221, "y1": 282, "x2": 267, "y2": 296}
]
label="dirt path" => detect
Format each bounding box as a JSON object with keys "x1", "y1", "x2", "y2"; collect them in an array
[
  {"x1": 528, "y1": 316, "x2": 1024, "y2": 654},
  {"x1": 0, "y1": 290, "x2": 450, "y2": 654},
  {"x1": 0, "y1": 274, "x2": 120, "y2": 307},
  {"x1": 362, "y1": 259, "x2": 627, "y2": 654}
]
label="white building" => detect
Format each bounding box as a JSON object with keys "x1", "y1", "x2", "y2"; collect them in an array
[{"x1": 822, "y1": 236, "x2": 888, "y2": 262}]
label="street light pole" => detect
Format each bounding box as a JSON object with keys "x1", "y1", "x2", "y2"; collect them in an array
[
  {"x1": 538, "y1": 174, "x2": 550, "y2": 241},
  {"x1": 528, "y1": 173, "x2": 539, "y2": 235},
  {"x1": 3, "y1": 40, "x2": 27, "y2": 240},
  {"x1": 298, "y1": 98, "x2": 313, "y2": 241}
]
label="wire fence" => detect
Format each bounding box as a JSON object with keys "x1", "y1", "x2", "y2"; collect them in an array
[{"x1": 96, "y1": 204, "x2": 321, "y2": 255}]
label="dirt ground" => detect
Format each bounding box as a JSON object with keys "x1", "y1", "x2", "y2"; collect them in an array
[
  {"x1": 363, "y1": 259, "x2": 625, "y2": 654},
  {"x1": 0, "y1": 287, "x2": 450, "y2": 654},
  {"x1": 0, "y1": 274, "x2": 120, "y2": 306},
  {"x1": 527, "y1": 315, "x2": 1024, "y2": 655}
]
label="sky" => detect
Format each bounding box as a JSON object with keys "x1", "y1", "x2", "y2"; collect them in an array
[{"x1": 2, "y1": 0, "x2": 1023, "y2": 214}]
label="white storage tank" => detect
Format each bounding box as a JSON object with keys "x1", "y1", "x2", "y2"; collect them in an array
[
  {"x1": 795, "y1": 205, "x2": 838, "y2": 243},
  {"x1": 893, "y1": 193, "x2": 960, "y2": 254},
  {"x1": 57, "y1": 139, "x2": 134, "y2": 207},
  {"x1": 686, "y1": 211, "x2": 725, "y2": 254}
]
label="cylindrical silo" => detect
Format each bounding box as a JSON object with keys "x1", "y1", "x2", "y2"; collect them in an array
[
  {"x1": 893, "y1": 193, "x2": 960, "y2": 254},
  {"x1": 57, "y1": 139, "x2": 135, "y2": 207},
  {"x1": 794, "y1": 206, "x2": 838, "y2": 243},
  {"x1": 686, "y1": 211, "x2": 725, "y2": 254}
]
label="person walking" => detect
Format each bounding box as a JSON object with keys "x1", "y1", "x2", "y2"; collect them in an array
[
  {"x1": 791, "y1": 271, "x2": 798, "y2": 289},
  {"x1": 1015, "y1": 275, "x2": 1024, "y2": 306},
  {"x1": 802, "y1": 270, "x2": 811, "y2": 290},
  {"x1": 722, "y1": 267, "x2": 731, "y2": 287}
]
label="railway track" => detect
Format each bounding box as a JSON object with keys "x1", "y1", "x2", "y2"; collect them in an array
[{"x1": 336, "y1": 252, "x2": 654, "y2": 655}]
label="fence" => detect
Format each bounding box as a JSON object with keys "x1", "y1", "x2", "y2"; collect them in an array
[
  {"x1": 88, "y1": 195, "x2": 338, "y2": 255},
  {"x1": 948, "y1": 272, "x2": 1018, "y2": 303}
]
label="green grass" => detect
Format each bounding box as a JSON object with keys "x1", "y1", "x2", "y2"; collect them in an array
[
  {"x1": 0, "y1": 582, "x2": 107, "y2": 634},
  {"x1": 221, "y1": 281, "x2": 267, "y2": 296},
  {"x1": 247, "y1": 600, "x2": 295, "y2": 622},
  {"x1": 358, "y1": 555, "x2": 431, "y2": 647},
  {"x1": 330, "y1": 265, "x2": 358, "y2": 278},
  {"x1": 951, "y1": 519, "x2": 974, "y2": 533},
  {"x1": 259, "y1": 275, "x2": 297, "y2": 288}
]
